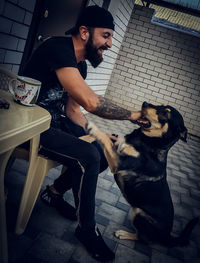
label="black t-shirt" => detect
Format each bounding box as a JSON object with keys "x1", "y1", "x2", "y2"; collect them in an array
[{"x1": 23, "y1": 37, "x2": 87, "y2": 124}]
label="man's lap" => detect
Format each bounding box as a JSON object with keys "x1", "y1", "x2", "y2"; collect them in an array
[{"x1": 39, "y1": 127, "x2": 97, "y2": 165}]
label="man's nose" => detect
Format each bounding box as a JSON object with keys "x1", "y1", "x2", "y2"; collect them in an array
[{"x1": 106, "y1": 37, "x2": 112, "y2": 48}]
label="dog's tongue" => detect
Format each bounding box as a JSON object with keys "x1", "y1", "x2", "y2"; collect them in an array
[{"x1": 136, "y1": 118, "x2": 149, "y2": 125}]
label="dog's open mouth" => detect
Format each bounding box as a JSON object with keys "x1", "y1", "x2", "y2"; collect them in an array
[{"x1": 136, "y1": 117, "x2": 151, "y2": 128}]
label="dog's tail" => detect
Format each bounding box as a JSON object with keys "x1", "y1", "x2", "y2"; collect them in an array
[{"x1": 166, "y1": 217, "x2": 199, "y2": 247}]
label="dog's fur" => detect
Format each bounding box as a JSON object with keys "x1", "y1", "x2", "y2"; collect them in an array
[{"x1": 86, "y1": 102, "x2": 199, "y2": 247}]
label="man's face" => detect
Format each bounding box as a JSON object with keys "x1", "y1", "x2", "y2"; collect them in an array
[{"x1": 85, "y1": 28, "x2": 113, "y2": 68}]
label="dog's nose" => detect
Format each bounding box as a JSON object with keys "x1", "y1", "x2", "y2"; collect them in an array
[{"x1": 142, "y1": 101, "x2": 149, "y2": 108}]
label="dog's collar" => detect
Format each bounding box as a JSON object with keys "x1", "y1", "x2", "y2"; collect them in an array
[
  {"x1": 139, "y1": 129, "x2": 179, "y2": 150},
  {"x1": 117, "y1": 170, "x2": 165, "y2": 184}
]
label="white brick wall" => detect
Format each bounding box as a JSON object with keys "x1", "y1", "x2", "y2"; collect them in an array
[{"x1": 105, "y1": 4, "x2": 200, "y2": 137}]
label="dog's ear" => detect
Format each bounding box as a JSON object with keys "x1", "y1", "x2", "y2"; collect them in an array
[
  {"x1": 179, "y1": 126, "x2": 187, "y2": 142},
  {"x1": 159, "y1": 108, "x2": 171, "y2": 121},
  {"x1": 168, "y1": 107, "x2": 187, "y2": 142}
]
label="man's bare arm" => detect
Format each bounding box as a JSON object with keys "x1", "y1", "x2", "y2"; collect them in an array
[
  {"x1": 56, "y1": 67, "x2": 141, "y2": 122},
  {"x1": 92, "y1": 96, "x2": 140, "y2": 121},
  {"x1": 66, "y1": 96, "x2": 87, "y2": 128}
]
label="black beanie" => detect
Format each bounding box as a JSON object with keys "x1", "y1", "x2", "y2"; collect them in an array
[{"x1": 65, "y1": 5, "x2": 115, "y2": 35}]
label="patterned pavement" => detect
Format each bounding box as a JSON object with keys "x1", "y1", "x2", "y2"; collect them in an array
[{"x1": 5, "y1": 114, "x2": 200, "y2": 263}]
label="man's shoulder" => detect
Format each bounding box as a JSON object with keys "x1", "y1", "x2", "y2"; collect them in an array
[
  {"x1": 43, "y1": 36, "x2": 73, "y2": 49},
  {"x1": 38, "y1": 36, "x2": 75, "y2": 63}
]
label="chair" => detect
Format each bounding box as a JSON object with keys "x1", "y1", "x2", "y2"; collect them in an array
[{"x1": 0, "y1": 66, "x2": 64, "y2": 234}]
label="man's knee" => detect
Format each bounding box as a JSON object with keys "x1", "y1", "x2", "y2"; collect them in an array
[{"x1": 82, "y1": 143, "x2": 101, "y2": 166}]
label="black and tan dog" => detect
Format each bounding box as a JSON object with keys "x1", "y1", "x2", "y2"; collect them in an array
[{"x1": 86, "y1": 102, "x2": 199, "y2": 247}]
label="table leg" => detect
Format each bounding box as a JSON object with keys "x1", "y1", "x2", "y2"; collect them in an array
[
  {"x1": 15, "y1": 134, "x2": 41, "y2": 234},
  {"x1": 0, "y1": 149, "x2": 14, "y2": 263}
]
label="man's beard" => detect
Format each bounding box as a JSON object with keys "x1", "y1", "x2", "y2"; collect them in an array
[{"x1": 85, "y1": 33, "x2": 106, "y2": 68}]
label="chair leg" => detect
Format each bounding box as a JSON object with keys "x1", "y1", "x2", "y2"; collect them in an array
[
  {"x1": 0, "y1": 149, "x2": 14, "y2": 263},
  {"x1": 15, "y1": 156, "x2": 56, "y2": 234}
]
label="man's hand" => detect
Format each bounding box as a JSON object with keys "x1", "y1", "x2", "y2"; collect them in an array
[
  {"x1": 107, "y1": 134, "x2": 118, "y2": 143},
  {"x1": 130, "y1": 111, "x2": 142, "y2": 124}
]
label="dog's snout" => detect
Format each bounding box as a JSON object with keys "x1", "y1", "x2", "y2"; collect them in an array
[{"x1": 142, "y1": 101, "x2": 149, "y2": 108}]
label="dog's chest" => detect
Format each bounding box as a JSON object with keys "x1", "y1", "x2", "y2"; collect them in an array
[{"x1": 115, "y1": 135, "x2": 167, "y2": 179}]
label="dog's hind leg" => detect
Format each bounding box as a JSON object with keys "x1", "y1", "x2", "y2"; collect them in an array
[
  {"x1": 86, "y1": 122, "x2": 119, "y2": 173},
  {"x1": 115, "y1": 230, "x2": 138, "y2": 240}
]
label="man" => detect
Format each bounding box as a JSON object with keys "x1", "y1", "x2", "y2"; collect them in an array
[{"x1": 23, "y1": 5, "x2": 141, "y2": 261}]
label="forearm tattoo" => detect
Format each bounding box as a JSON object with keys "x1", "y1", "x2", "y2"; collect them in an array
[{"x1": 92, "y1": 96, "x2": 132, "y2": 120}]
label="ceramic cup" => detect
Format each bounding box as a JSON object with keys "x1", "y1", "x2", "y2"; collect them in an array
[{"x1": 9, "y1": 76, "x2": 41, "y2": 106}]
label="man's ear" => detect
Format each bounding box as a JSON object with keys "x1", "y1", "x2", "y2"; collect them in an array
[{"x1": 79, "y1": 26, "x2": 89, "y2": 41}]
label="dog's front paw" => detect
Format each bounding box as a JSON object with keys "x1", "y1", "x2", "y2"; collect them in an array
[
  {"x1": 115, "y1": 230, "x2": 128, "y2": 239},
  {"x1": 115, "y1": 230, "x2": 138, "y2": 240},
  {"x1": 86, "y1": 121, "x2": 99, "y2": 138}
]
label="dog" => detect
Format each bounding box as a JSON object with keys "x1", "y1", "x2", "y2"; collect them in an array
[{"x1": 86, "y1": 101, "x2": 199, "y2": 247}]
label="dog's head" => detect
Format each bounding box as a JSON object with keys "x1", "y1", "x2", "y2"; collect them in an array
[{"x1": 136, "y1": 102, "x2": 187, "y2": 142}]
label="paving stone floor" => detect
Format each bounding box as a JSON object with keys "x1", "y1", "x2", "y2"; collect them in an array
[{"x1": 5, "y1": 115, "x2": 200, "y2": 263}]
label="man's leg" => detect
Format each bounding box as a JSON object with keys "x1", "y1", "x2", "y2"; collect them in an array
[
  {"x1": 53, "y1": 140, "x2": 108, "y2": 206},
  {"x1": 39, "y1": 127, "x2": 114, "y2": 261},
  {"x1": 52, "y1": 141, "x2": 108, "y2": 190},
  {"x1": 41, "y1": 129, "x2": 108, "y2": 209}
]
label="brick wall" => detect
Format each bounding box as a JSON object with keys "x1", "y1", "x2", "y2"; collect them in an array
[
  {"x1": 0, "y1": 0, "x2": 36, "y2": 73},
  {"x1": 86, "y1": 0, "x2": 135, "y2": 95},
  {"x1": 105, "y1": 4, "x2": 200, "y2": 137}
]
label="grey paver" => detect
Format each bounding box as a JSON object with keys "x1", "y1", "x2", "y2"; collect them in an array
[
  {"x1": 27, "y1": 233, "x2": 75, "y2": 263},
  {"x1": 115, "y1": 244, "x2": 149, "y2": 263}
]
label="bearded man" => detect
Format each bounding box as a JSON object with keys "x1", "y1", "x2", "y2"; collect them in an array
[{"x1": 23, "y1": 5, "x2": 141, "y2": 261}]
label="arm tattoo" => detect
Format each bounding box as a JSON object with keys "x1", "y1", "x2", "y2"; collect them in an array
[{"x1": 92, "y1": 96, "x2": 132, "y2": 120}]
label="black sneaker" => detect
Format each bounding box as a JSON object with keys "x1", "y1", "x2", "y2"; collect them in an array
[
  {"x1": 75, "y1": 225, "x2": 115, "y2": 261},
  {"x1": 40, "y1": 185, "x2": 77, "y2": 221}
]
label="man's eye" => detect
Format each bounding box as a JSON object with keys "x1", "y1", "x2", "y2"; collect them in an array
[{"x1": 103, "y1": 34, "x2": 109, "y2": 39}]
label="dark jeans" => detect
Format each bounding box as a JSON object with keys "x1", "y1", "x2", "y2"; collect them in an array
[{"x1": 39, "y1": 119, "x2": 108, "y2": 231}]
